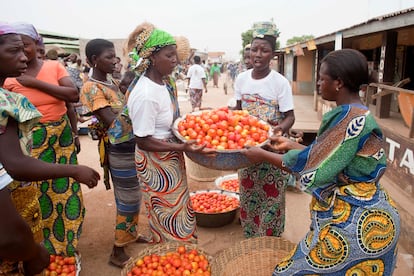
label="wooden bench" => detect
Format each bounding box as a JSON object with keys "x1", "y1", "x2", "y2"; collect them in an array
[{"x1": 366, "y1": 78, "x2": 414, "y2": 138}]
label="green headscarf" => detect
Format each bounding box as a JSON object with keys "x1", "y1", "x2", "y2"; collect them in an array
[{"x1": 129, "y1": 28, "x2": 176, "y2": 75}]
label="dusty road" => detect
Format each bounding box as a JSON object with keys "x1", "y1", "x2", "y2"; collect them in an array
[{"x1": 75, "y1": 75, "x2": 413, "y2": 275}]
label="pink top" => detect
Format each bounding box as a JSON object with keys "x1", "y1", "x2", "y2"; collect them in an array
[{"x1": 4, "y1": 60, "x2": 69, "y2": 123}]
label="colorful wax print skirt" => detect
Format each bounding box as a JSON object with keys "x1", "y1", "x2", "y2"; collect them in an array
[
  {"x1": 108, "y1": 140, "x2": 142, "y2": 246},
  {"x1": 134, "y1": 145, "x2": 197, "y2": 243},
  {"x1": 273, "y1": 183, "x2": 400, "y2": 275},
  {"x1": 32, "y1": 116, "x2": 84, "y2": 256}
]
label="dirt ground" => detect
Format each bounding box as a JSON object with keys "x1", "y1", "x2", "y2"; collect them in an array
[{"x1": 75, "y1": 75, "x2": 413, "y2": 275}]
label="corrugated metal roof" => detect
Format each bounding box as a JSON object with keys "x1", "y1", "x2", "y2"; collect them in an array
[
  {"x1": 38, "y1": 29, "x2": 79, "y2": 40},
  {"x1": 282, "y1": 7, "x2": 414, "y2": 50},
  {"x1": 326, "y1": 7, "x2": 414, "y2": 36}
]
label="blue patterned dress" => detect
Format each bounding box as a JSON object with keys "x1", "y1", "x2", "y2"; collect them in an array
[{"x1": 273, "y1": 104, "x2": 400, "y2": 275}]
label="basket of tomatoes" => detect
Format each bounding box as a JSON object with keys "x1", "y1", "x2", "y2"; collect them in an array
[
  {"x1": 215, "y1": 173, "x2": 239, "y2": 193},
  {"x1": 172, "y1": 107, "x2": 272, "y2": 170},
  {"x1": 121, "y1": 242, "x2": 212, "y2": 276},
  {"x1": 190, "y1": 189, "x2": 240, "y2": 228},
  {"x1": 43, "y1": 254, "x2": 80, "y2": 276}
]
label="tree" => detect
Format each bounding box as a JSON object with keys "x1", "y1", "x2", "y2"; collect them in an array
[{"x1": 286, "y1": 35, "x2": 315, "y2": 46}]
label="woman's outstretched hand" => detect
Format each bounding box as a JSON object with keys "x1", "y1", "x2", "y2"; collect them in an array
[
  {"x1": 73, "y1": 165, "x2": 101, "y2": 188},
  {"x1": 183, "y1": 140, "x2": 217, "y2": 156},
  {"x1": 241, "y1": 146, "x2": 267, "y2": 164}
]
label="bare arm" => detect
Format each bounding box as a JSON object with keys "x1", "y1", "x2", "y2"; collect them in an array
[
  {"x1": 16, "y1": 75, "x2": 79, "y2": 102},
  {"x1": 66, "y1": 102, "x2": 80, "y2": 153},
  {"x1": 136, "y1": 136, "x2": 214, "y2": 154},
  {"x1": 241, "y1": 146, "x2": 290, "y2": 172},
  {"x1": 0, "y1": 189, "x2": 48, "y2": 261},
  {"x1": 0, "y1": 118, "x2": 100, "y2": 187},
  {"x1": 274, "y1": 110, "x2": 295, "y2": 134},
  {"x1": 93, "y1": 106, "x2": 118, "y2": 128}
]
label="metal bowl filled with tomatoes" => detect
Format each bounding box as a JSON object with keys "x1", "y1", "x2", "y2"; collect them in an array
[
  {"x1": 215, "y1": 173, "x2": 239, "y2": 193},
  {"x1": 172, "y1": 108, "x2": 272, "y2": 170},
  {"x1": 190, "y1": 189, "x2": 240, "y2": 228}
]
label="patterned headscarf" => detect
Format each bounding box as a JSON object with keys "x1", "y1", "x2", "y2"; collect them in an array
[
  {"x1": 10, "y1": 22, "x2": 41, "y2": 42},
  {"x1": 252, "y1": 21, "x2": 279, "y2": 38},
  {"x1": 252, "y1": 21, "x2": 279, "y2": 52},
  {"x1": 129, "y1": 27, "x2": 176, "y2": 75},
  {"x1": 0, "y1": 22, "x2": 16, "y2": 36}
]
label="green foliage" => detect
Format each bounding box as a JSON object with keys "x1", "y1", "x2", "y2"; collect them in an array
[
  {"x1": 286, "y1": 35, "x2": 315, "y2": 46},
  {"x1": 241, "y1": 29, "x2": 254, "y2": 49}
]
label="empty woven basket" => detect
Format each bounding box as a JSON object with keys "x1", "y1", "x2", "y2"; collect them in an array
[
  {"x1": 211, "y1": 236, "x2": 296, "y2": 276},
  {"x1": 175, "y1": 36, "x2": 191, "y2": 62}
]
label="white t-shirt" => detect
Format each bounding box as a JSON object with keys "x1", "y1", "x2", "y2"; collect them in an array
[
  {"x1": 0, "y1": 163, "x2": 13, "y2": 190},
  {"x1": 127, "y1": 75, "x2": 174, "y2": 140},
  {"x1": 234, "y1": 69, "x2": 294, "y2": 112},
  {"x1": 186, "y1": 64, "x2": 206, "y2": 89}
]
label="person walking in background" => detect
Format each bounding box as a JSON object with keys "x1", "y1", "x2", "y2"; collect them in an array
[
  {"x1": 4, "y1": 22, "x2": 86, "y2": 258},
  {"x1": 243, "y1": 43, "x2": 253, "y2": 70},
  {"x1": 126, "y1": 22, "x2": 213, "y2": 244},
  {"x1": 209, "y1": 62, "x2": 220, "y2": 88},
  {"x1": 81, "y1": 38, "x2": 146, "y2": 268},
  {"x1": 186, "y1": 55, "x2": 207, "y2": 112},
  {"x1": 233, "y1": 22, "x2": 295, "y2": 238},
  {"x1": 242, "y1": 49, "x2": 400, "y2": 275},
  {"x1": 0, "y1": 22, "x2": 99, "y2": 275}
]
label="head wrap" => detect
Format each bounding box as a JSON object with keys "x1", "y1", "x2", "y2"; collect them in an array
[
  {"x1": 129, "y1": 27, "x2": 176, "y2": 75},
  {"x1": 10, "y1": 22, "x2": 41, "y2": 42},
  {"x1": 37, "y1": 35, "x2": 44, "y2": 47},
  {"x1": 0, "y1": 22, "x2": 16, "y2": 36},
  {"x1": 252, "y1": 21, "x2": 279, "y2": 52},
  {"x1": 252, "y1": 21, "x2": 279, "y2": 38}
]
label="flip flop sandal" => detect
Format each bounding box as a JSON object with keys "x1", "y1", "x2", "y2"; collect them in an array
[
  {"x1": 136, "y1": 234, "x2": 152, "y2": 243},
  {"x1": 108, "y1": 254, "x2": 132, "y2": 268}
]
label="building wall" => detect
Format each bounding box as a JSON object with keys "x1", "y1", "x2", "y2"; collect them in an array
[{"x1": 294, "y1": 50, "x2": 314, "y2": 95}]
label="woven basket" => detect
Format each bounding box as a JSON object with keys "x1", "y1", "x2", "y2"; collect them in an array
[
  {"x1": 175, "y1": 36, "x2": 191, "y2": 62},
  {"x1": 211, "y1": 236, "x2": 296, "y2": 276},
  {"x1": 121, "y1": 242, "x2": 213, "y2": 276}
]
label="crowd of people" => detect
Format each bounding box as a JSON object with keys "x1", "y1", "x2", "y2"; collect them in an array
[{"x1": 0, "y1": 19, "x2": 401, "y2": 276}]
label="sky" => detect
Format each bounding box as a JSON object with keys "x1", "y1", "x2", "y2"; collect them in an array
[{"x1": 3, "y1": 0, "x2": 414, "y2": 60}]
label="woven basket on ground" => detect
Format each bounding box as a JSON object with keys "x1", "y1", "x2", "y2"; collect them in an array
[
  {"x1": 121, "y1": 241, "x2": 213, "y2": 276},
  {"x1": 210, "y1": 236, "x2": 296, "y2": 276},
  {"x1": 175, "y1": 36, "x2": 191, "y2": 62}
]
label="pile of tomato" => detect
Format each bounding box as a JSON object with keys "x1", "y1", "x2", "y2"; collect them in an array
[
  {"x1": 126, "y1": 245, "x2": 211, "y2": 276},
  {"x1": 44, "y1": 255, "x2": 77, "y2": 276},
  {"x1": 190, "y1": 192, "x2": 240, "y2": 214},
  {"x1": 176, "y1": 107, "x2": 270, "y2": 150},
  {"x1": 219, "y1": 179, "x2": 239, "y2": 193}
]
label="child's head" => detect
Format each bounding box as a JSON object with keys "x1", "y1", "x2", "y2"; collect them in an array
[{"x1": 119, "y1": 71, "x2": 136, "y2": 94}]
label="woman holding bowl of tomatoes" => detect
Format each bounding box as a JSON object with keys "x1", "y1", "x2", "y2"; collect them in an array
[
  {"x1": 126, "y1": 22, "x2": 213, "y2": 244},
  {"x1": 233, "y1": 22, "x2": 295, "y2": 238}
]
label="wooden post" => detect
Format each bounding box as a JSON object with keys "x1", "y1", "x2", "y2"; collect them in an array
[{"x1": 376, "y1": 31, "x2": 397, "y2": 118}]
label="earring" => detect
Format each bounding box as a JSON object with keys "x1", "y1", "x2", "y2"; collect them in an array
[
  {"x1": 94, "y1": 63, "x2": 97, "y2": 68},
  {"x1": 336, "y1": 87, "x2": 339, "y2": 92}
]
